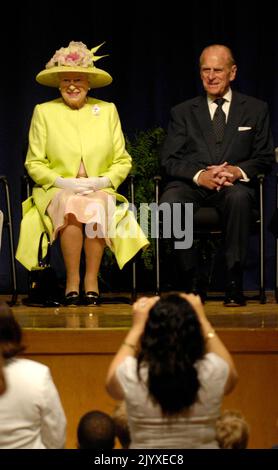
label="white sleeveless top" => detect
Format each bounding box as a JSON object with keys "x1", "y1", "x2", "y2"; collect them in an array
[{"x1": 116, "y1": 352, "x2": 229, "y2": 449}]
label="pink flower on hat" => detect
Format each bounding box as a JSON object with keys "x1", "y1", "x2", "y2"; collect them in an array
[
  {"x1": 66, "y1": 52, "x2": 80, "y2": 62},
  {"x1": 46, "y1": 41, "x2": 94, "y2": 69}
]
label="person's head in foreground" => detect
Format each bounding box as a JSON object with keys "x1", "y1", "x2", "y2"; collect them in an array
[
  {"x1": 137, "y1": 293, "x2": 206, "y2": 414},
  {"x1": 77, "y1": 410, "x2": 115, "y2": 449},
  {"x1": 0, "y1": 301, "x2": 25, "y2": 360},
  {"x1": 216, "y1": 409, "x2": 249, "y2": 449},
  {"x1": 106, "y1": 292, "x2": 239, "y2": 448}
]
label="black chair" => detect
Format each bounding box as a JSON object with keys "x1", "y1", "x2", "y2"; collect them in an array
[
  {"x1": 22, "y1": 173, "x2": 137, "y2": 304},
  {"x1": 154, "y1": 175, "x2": 266, "y2": 303},
  {"x1": 0, "y1": 175, "x2": 18, "y2": 305},
  {"x1": 0, "y1": 210, "x2": 3, "y2": 246}
]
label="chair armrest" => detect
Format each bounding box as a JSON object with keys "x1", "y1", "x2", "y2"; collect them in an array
[
  {"x1": 153, "y1": 175, "x2": 162, "y2": 183},
  {"x1": 126, "y1": 174, "x2": 135, "y2": 207},
  {"x1": 0, "y1": 175, "x2": 8, "y2": 185},
  {"x1": 153, "y1": 176, "x2": 162, "y2": 205},
  {"x1": 256, "y1": 174, "x2": 265, "y2": 185}
]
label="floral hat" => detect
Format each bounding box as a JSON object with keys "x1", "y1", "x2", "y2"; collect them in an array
[{"x1": 36, "y1": 41, "x2": 112, "y2": 88}]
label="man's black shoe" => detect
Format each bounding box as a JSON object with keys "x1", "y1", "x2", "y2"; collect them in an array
[{"x1": 224, "y1": 281, "x2": 246, "y2": 307}]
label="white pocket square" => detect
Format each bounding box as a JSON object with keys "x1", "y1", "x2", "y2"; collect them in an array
[{"x1": 238, "y1": 126, "x2": 252, "y2": 131}]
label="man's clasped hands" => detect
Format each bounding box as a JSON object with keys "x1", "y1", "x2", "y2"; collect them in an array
[{"x1": 198, "y1": 162, "x2": 242, "y2": 191}]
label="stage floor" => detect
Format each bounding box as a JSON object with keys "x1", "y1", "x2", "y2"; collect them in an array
[{"x1": 2, "y1": 291, "x2": 278, "y2": 330}]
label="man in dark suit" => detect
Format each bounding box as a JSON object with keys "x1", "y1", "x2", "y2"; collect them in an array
[{"x1": 160, "y1": 44, "x2": 274, "y2": 306}]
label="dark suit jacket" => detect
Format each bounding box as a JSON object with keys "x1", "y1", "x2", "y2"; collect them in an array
[{"x1": 160, "y1": 91, "x2": 274, "y2": 184}]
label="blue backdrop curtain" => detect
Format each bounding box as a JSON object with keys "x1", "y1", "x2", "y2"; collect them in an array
[{"x1": 0, "y1": 0, "x2": 277, "y2": 292}]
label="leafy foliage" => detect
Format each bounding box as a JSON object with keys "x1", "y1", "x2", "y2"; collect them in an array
[
  {"x1": 126, "y1": 127, "x2": 166, "y2": 270},
  {"x1": 126, "y1": 127, "x2": 165, "y2": 203}
]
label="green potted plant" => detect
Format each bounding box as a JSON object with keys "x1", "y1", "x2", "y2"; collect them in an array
[{"x1": 126, "y1": 127, "x2": 166, "y2": 271}]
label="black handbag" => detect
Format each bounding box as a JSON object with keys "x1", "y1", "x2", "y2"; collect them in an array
[{"x1": 22, "y1": 231, "x2": 61, "y2": 307}]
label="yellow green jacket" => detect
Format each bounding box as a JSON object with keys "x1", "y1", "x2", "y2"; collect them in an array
[{"x1": 16, "y1": 98, "x2": 149, "y2": 270}]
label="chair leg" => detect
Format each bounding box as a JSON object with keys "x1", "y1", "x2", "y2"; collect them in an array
[
  {"x1": 131, "y1": 259, "x2": 137, "y2": 302},
  {"x1": 275, "y1": 239, "x2": 278, "y2": 303},
  {"x1": 275, "y1": 152, "x2": 278, "y2": 302},
  {"x1": 258, "y1": 176, "x2": 266, "y2": 304},
  {"x1": 259, "y1": 234, "x2": 266, "y2": 303},
  {"x1": 154, "y1": 177, "x2": 161, "y2": 296},
  {"x1": 129, "y1": 175, "x2": 137, "y2": 302},
  {"x1": 155, "y1": 229, "x2": 160, "y2": 296},
  {"x1": 0, "y1": 176, "x2": 18, "y2": 305}
]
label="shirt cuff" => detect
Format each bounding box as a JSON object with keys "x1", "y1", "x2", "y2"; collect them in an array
[
  {"x1": 237, "y1": 167, "x2": 250, "y2": 182},
  {"x1": 193, "y1": 169, "x2": 206, "y2": 186}
]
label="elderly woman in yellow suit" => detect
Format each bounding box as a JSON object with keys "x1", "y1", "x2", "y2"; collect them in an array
[{"x1": 16, "y1": 41, "x2": 149, "y2": 305}]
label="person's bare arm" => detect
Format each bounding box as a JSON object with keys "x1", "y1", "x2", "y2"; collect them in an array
[
  {"x1": 181, "y1": 293, "x2": 238, "y2": 394},
  {"x1": 106, "y1": 296, "x2": 159, "y2": 400}
]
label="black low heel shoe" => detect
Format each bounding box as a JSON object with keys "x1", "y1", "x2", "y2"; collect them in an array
[
  {"x1": 64, "y1": 291, "x2": 80, "y2": 306},
  {"x1": 84, "y1": 291, "x2": 100, "y2": 306}
]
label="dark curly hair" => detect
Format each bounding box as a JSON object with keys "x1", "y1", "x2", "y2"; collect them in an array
[
  {"x1": 77, "y1": 410, "x2": 115, "y2": 449},
  {"x1": 137, "y1": 293, "x2": 205, "y2": 415},
  {"x1": 0, "y1": 302, "x2": 25, "y2": 358}
]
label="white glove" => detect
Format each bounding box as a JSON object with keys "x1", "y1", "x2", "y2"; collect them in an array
[
  {"x1": 54, "y1": 177, "x2": 91, "y2": 193},
  {"x1": 86, "y1": 176, "x2": 111, "y2": 191}
]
